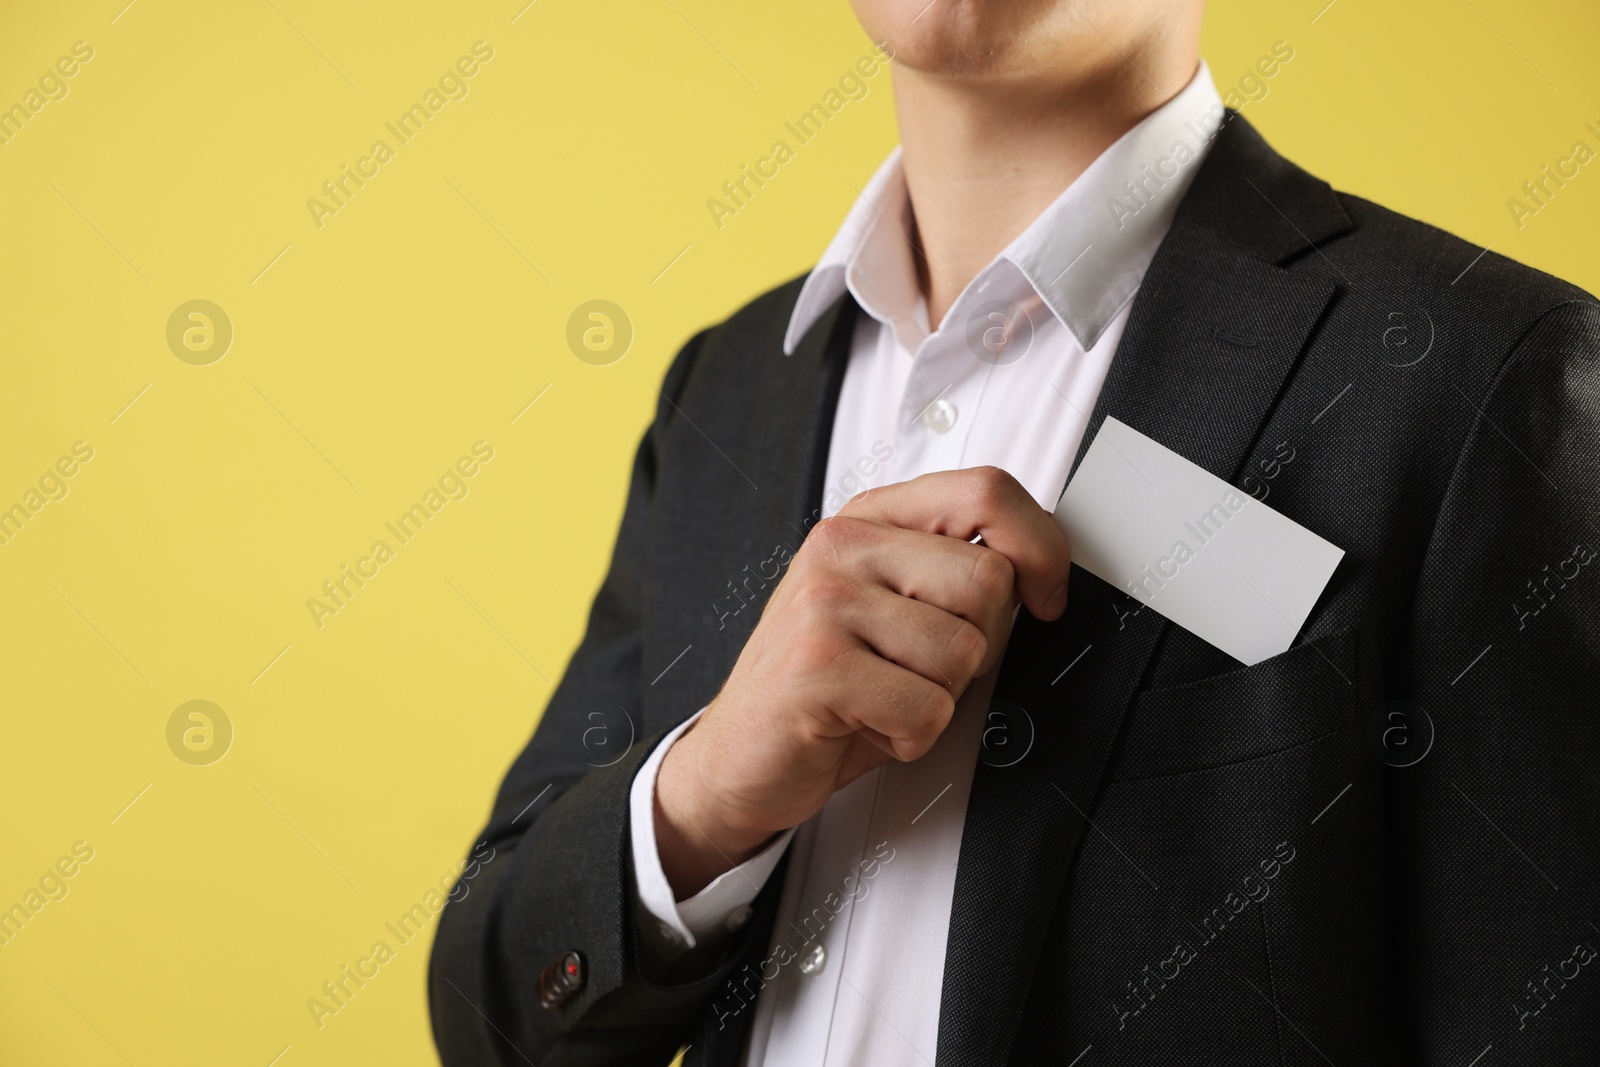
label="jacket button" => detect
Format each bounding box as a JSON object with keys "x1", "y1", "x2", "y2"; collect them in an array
[{"x1": 537, "y1": 950, "x2": 585, "y2": 1009}]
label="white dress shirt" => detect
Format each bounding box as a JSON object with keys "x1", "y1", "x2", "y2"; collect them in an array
[{"x1": 630, "y1": 63, "x2": 1225, "y2": 1066}]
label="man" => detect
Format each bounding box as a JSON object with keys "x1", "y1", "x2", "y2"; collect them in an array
[{"x1": 430, "y1": 0, "x2": 1600, "y2": 1063}]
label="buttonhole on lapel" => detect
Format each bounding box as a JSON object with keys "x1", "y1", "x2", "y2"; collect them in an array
[{"x1": 1211, "y1": 326, "x2": 1261, "y2": 348}]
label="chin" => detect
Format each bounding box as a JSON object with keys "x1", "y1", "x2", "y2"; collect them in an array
[{"x1": 850, "y1": 0, "x2": 1078, "y2": 80}]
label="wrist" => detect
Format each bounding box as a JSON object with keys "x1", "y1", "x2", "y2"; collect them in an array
[{"x1": 654, "y1": 726, "x2": 776, "y2": 896}]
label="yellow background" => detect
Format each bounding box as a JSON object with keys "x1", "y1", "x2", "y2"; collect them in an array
[{"x1": 1, "y1": 1, "x2": 1594, "y2": 1064}]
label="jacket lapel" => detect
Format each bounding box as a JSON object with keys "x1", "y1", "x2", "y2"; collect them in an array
[{"x1": 935, "y1": 114, "x2": 1353, "y2": 1066}]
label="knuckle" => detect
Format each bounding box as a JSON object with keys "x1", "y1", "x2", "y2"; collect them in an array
[
  {"x1": 970, "y1": 547, "x2": 1016, "y2": 603},
  {"x1": 913, "y1": 686, "x2": 956, "y2": 742},
  {"x1": 801, "y1": 516, "x2": 848, "y2": 557},
  {"x1": 792, "y1": 574, "x2": 851, "y2": 618},
  {"x1": 966, "y1": 465, "x2": 1017, "y2": 509},
  {"x1": 802, "y1": 515, "x2": 870, "y2": 562},
  {"x1": 945, "y1": 620, "x2": 987, "y2": 676},
  {"x1": 796, "y1": 630, "x2": 851, "y2": 674}
]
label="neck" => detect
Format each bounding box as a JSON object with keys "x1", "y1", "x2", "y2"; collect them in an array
[{"x1": 894, "y1": 56, "x2": 1200, "y2": 327}]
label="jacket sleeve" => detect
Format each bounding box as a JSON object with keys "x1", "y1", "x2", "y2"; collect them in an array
[
  {"x1": 1400, "y1": 298, "x2": 1600, "y2": 1059},
  {"x1": 428, "y1": 328, "x2": 778, "y2": 1066}
]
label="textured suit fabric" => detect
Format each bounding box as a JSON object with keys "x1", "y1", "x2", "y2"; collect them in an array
[{"x1": 428, "y1": 111, "x2": 1600, "y2": 1066}]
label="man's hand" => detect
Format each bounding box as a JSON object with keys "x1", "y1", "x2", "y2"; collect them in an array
[{"x1": 653, "y1": 466, "x2": 1072, "y2": 897}]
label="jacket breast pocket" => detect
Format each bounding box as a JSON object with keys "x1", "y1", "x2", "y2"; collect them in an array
[{"x1": 1107, "y1": 626, "x2": 1359, "y2": 782}]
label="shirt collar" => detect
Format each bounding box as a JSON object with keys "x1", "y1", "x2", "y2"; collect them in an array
[{"x1": 783, "y1": 61, "x2": 1226, "y2": 355}]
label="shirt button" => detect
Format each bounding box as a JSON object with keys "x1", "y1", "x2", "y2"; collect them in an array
[
  {"x1": 657, "y1": 921, "x2": 682, "y2": 944},
  {"x1": 725, "y1": 904, "x2": 753, "y2": 932},
  {"x1": 799, "y1": 942, "x2": 827, "y2": 976},
  {"x1": 922, "y1": 397, "x2": 957, "y2": 434}
]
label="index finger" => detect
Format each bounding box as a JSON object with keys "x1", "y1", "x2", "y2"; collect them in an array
[{"x1": 837, "y1": 466, "x2": 1072, "y2": 619}]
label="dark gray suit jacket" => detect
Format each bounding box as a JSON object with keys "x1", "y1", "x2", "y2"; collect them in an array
[{"x1": 429, "y1": 112, "x2": 1600, "y2": 1065}]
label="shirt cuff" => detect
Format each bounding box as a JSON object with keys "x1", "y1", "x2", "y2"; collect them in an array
[{"x1": 629, "y1": 709, "x2": 795, "y2": 955}]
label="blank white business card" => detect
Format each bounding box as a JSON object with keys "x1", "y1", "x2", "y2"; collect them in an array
[{"x1": 1053, "y1": 417, "x2": 1344, "y2": 666}]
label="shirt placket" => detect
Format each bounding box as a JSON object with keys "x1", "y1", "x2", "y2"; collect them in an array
[
  {"x1": 892, "y1": 336, "x2": 983, "y2": 484},
  {"x1": 759, "y1": 769, "x2": 878, "y2": 1064}
]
